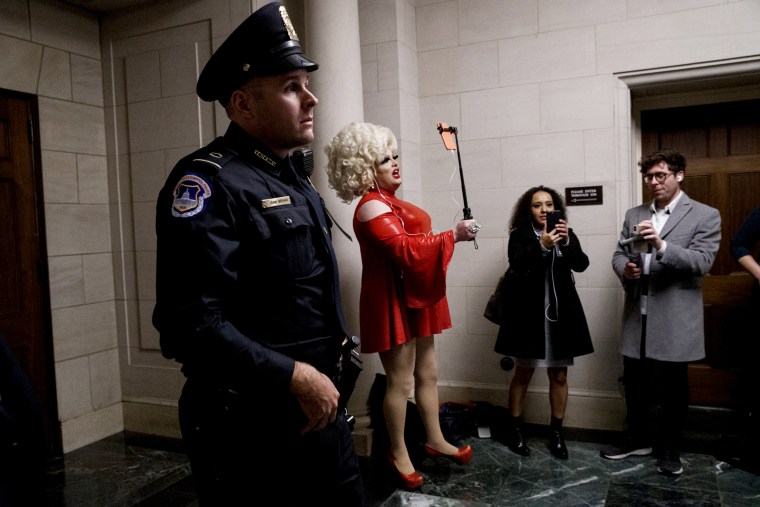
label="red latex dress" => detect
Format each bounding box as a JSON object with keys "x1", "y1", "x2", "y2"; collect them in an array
[{"x1": 353, "y1": 188, "x2": 455, "y2": 353}]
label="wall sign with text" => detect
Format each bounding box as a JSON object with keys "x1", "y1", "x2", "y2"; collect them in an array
[{"x1": 565, "y1": 186, "x2": 602, "y2": 206}]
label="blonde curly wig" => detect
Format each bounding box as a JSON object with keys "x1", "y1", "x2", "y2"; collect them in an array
[{"x1": 324, "y1": 122, "x2": 398, "y2": 203}]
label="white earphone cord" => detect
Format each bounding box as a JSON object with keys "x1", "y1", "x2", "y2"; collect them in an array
[
  {"x1": 373, "y1": 178, "x2": 428, "y2": 237},
  {"x1": 545, "y1": 247, "x2": 559, "y2": 322}
]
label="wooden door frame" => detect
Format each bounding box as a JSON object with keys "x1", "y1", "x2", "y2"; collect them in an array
[
  {"x1": 616, "y1": 57, "x2": 760, "y2": 208},
  {"x1": 0, "y1": 88, "x2": 61, "y2": 455}
]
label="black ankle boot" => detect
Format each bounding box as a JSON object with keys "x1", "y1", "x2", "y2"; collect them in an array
[
  {"x1": 506, "y1": 414, "x2": 530, "y2": 457},
  {"x1": 549, "y1": 417, "x2": 568, "y2": 459}
]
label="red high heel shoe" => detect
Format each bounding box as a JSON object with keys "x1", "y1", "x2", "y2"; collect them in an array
[
  {"x1": 386, "y1": 451, "x2": 423, "y2": 490},
  {"x1": 423, "y1": 444, "x2": 473, "y2": 465}
]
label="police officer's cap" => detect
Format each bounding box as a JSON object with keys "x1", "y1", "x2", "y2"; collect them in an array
[{"x1": 197, "y1": 2, "x2": 318, "y2": 102}]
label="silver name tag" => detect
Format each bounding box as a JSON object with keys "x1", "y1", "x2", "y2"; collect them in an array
[{"x1": 261, "y1": 196, "x2": 292, "y2": 208}]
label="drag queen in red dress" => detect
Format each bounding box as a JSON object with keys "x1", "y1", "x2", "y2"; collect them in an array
[{"x1": 325, "y1": 122, "x2": 479, "y2": 489}]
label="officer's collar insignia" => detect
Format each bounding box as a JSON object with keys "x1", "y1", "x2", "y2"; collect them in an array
[
  {"x1": 171, "y1": 174, "x2": 212, "y2": 218},
  {"x1": 254, "y1": 149, "x2": 277, "y2": 167},
  {"x1": 280, "y1": 6, "x2": 299, "y2": 41}
]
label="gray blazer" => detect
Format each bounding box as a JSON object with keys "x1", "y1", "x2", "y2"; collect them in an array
[{"x1": 612, "y1": 193, "x2": 721, "y2": 362}]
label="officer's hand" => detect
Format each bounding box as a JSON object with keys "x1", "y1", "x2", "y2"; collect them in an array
[{"x1": 290, "y1": 361, "x2": 339, "y2": 435}]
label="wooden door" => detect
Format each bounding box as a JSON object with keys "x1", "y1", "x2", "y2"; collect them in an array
[
  {"x1": 0, "y1": 91, "x2": 60, "y2": 453},
  {"x1": 641, "y1": 99, "x2": 760, "y2": 408}
]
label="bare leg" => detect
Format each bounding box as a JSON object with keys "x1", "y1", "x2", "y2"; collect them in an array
[
  {"x1": 508, "y1": 366, "x2": 535, "y2": 416},
  {"x1": 547, "y1": 367, "x2": 568, "y2": 419},
  {"x1": 379, "y1": 340, "x2": 417, "y2": 475},
  {"x1": 413, "y1": 336, "x2": 458, "y2": 454}
]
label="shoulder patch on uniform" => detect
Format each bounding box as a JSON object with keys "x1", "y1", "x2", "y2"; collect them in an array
[{"x1": 171, "y1": 174, "x2": 212, "y2": 218}]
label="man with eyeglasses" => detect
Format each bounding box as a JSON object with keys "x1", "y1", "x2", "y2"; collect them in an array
[{"x1": 601, "y1": 149, "x2": 721, "y2": 476}]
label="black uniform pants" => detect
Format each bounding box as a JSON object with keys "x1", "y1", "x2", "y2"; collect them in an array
[
  {"x1": 178, "y1": 379, "x2": 365, "y2": 506},
  {"x1": 623, "y1": 356, "x2": 689, "y2": 450}
]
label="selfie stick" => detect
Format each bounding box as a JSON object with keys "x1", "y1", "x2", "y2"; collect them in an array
[
  {"x1": 436, "y1": 124, "x2": 471, "y2": 220},
  {"x1": 618, "y1": 236, "x2": 650, "y2": 359}
]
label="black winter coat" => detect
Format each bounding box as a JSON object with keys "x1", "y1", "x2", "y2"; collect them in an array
[{"x1": 494, "y1": 224, "x2": 593, "y2": 360}]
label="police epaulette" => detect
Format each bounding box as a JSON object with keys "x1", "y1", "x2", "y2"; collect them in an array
[{"x1": 190, "y1": 147, "x2": 237, "y2": 173}]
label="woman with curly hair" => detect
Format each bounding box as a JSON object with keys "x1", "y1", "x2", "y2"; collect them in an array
[
  {"x1": 494, "y1": 186, "x2": 593, "y2": 459},
  {"x1": 325, "y1": 122, "x2": 479, "y2": 490}
]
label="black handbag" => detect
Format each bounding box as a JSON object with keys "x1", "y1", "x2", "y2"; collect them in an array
[{"x1": 483, "y1": 273, "x2": 506, "y2": 324}]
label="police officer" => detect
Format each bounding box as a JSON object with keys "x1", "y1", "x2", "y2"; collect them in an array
[{"x1": 153, "y1": 3, "x2": 365, "y2": 505}]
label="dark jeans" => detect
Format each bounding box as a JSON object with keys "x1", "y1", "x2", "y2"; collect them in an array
[
  {"x1": 178, "y1": 379, "x2": 365, "y2": 506},
  {"x1": 623, "y1": 355, "x2": 689, "y2": 450}
]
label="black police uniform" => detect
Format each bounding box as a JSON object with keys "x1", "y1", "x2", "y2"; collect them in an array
[{"x1": 154, "y1": 122, "x2": 364, "y2": 505}]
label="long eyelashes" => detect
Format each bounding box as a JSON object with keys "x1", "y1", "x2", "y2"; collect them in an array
[{"x1": 379, "y1": 155, "x2": 399, "y2": 165}]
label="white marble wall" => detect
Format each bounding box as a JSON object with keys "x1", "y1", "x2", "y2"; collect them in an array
[{"x1": 0, "y1": 0, "x2": 121, "y2": 452}]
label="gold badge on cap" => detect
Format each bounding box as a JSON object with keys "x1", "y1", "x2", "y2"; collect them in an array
[{"x1": 279, "y1": 6, "x2": 299, "y2": 41}]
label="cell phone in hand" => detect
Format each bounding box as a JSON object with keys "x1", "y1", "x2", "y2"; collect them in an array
[{"x1": 546, "y1": 210, "x2": 562, "y2": 232}]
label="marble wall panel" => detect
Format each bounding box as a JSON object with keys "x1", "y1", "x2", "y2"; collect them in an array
[
  {"x1": 72, "y1": 54, "x2": 105, "y2": 106},
  {"x1": 459, "y1": 0, "x2": 538, "y2": 44},
  {"x1": 583, "y1": 128, "x2": 616, "y2": 183},
  {"x1": 418, "y1": 42, "x2": 499, "y2": 96},
  {"x1": 419, "y1": 93, "x2": 460, "y2": 145},
  {"x1": 53, "y1": 301, "x2": 117, "y2": 361},
  {"x1": 42, "y1": 150, "x2": 78, "y2": 204},
  {"x1": 501, "y1": 131, "x2": 586, "y2": 187},
  {"x1": 416, "y1": 0, "x2": 458, "y2": 52},
  {"x1": 363, "y1": 89, "x2": 401, "y2": 136},
  {"x1": 461, "y1": 84, "x2": 541, "y2": 140},
  {"x1": 358, "y1": 0, "x2": 397, "y2": 45},
  {"x1": 38, "y1": 97, "x2": 106, "y2": 156},
  {"x1": 84, "y1": 253, "x2": 116, "y2": 304},
  {"x1": 0, "y1": 34, "x2": 43, "y2": 94},
  {"x1": 0, "y1": 0, "x2": 31, "y2": 39},
  {"x1": 49, "y1": 255, "x2": 85, "y2": 309},
  {"x1": 78, "y1": 154, "x2": 109, "y2": 204},
  {"x1": 39, "y1": 47, "x2": 73, "y2": 100},
  {"x1": 538, "y1": 0, "x2": 626, "y2": 32},
  {"x1": 55, "y1": 355, "x2": 93, "y2": 421},
  {"x1": 499, "y1": 27, "x2": 596, "y2": 86},
  {"x1": 90, "y1": 348, "x2": 122, "y2": 410},
  {"x1": 29, "y1": 0, "x2": 100, "y2": 59},
  {"x1": 45, "y1": 203, "x2": 112, "y2": 256},
  {"x1": 127, "y1": 94, "x2": 200, "y2": 153},
  {"x1": 125, "y1": 51, "x2": 162, "y2": 104},
  {"x1": 540, "y1": 75, "x2": 614, "y2": 133},
  {"x1": 596, "y1": 2, "x2": 760, "y2": 74}
]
